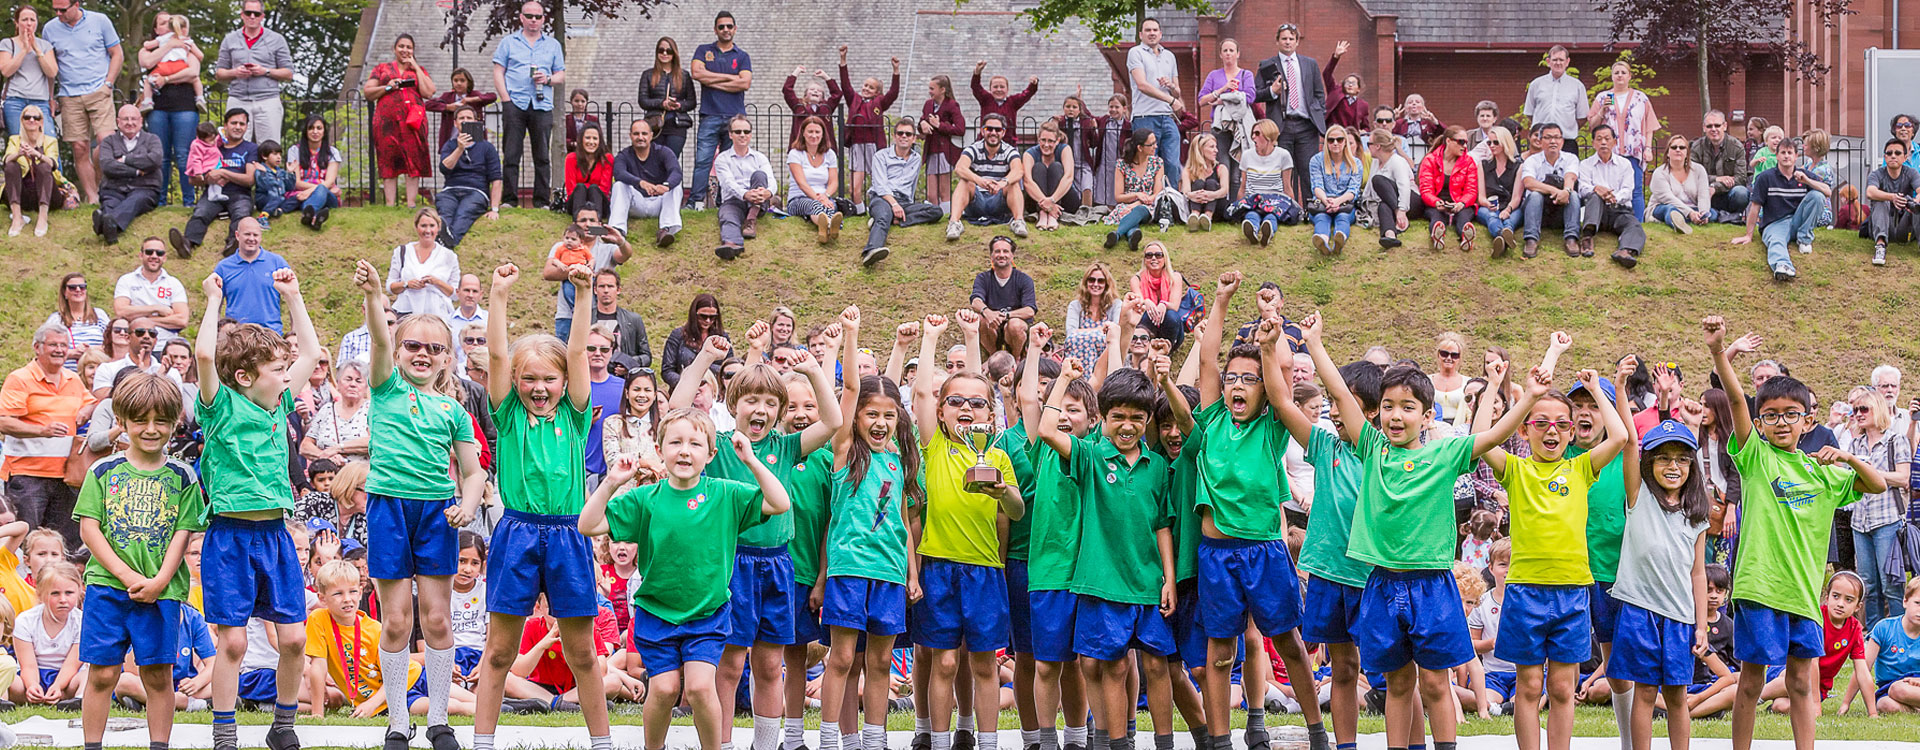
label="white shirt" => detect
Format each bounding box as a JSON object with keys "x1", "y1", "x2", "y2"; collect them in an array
[
  {"x1": 386, "y1": 242, "x2": 462, "y2": 321},
  {"x1": 113, "y1": 267, "x2": 189, "y2": 340},
  {"x1": 1467, "y1": 592, "x2": 1517, "y2": 673},
  {"x1": 785, "y1": 149, "x2": 836, "y2": 200},
  {"x1": 716, "y1": 147, "x2": 775, "y2": 203},
  {"x1": 1578, "y1": 152, "x2": 1635, "y2": 203},
  {"x1": 1519, "y1": 152, "x2": 1581, "y2": 190},
  {"x1": 451, "y1": 580, "x2": 488, "y2": 651},
  {"x1": 17, "y1": 604, "x2": 81, "y2": 666},
  {"x1": 1524, "y1": 72, "x2": 1590, "y2": 135},
  {"x1": 93, "y1": 355, "x2": 165, "y2": 391},
  {"x1": 1126, "y1": 43, "x2": 1179, "y2": 117}
]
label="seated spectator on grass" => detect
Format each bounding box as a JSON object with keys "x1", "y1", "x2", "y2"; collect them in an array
[
  {"x1": 947, "y1": 112, "x2": 1027, "y2": 240},
  {"x1": 1306, "y1": 124, "x2": 1361, "y2": 253},
  {"x1": 1692, "y1": 109, "x2": 1749, "y2": 223},
  {"x1": 1578, "y1": 124, "x2": 1646, "y2": 267},
  {"x1": 1732, "y1": 136, "x2": 1826, "y2": 282},
  {"x1": 1417, "y1": 125, "x2": 1480, "y2": 253},
  {"x1": 563, "y1": 122, "x2": 612, "y2": 219},
  {"x1": 1518, "y1": 123, "x2": 1582, "y2": 259},
  {"x1": 434, "y1": 106, "x2": 502, "y2": 249},
  {"x1": 968, "y1": 235, "x2": 1036, "y2": 358},
  {"x1": 1235, "y1": 118, "x2": 1296, "y2": 247},
  {"x1": 1475, "y1": 126, "x2": 1521, "y2": 253},
  {"x1": 1363, "y1": 128, "x2": 1412, "y2": 249},
  {"x1": 287, "y1": 116, "x2": 342, "y2": 230},
  {"x1": 6, "y1": 103, "x2": 65, "y2": 238},
  {"x1": 94, "y1": 104, "x2": 163, "y2": 245},
  {"x1": 1650, "y1": 134, "x2": 1712, "y2": 235},
  {"x1": 714, "y1": 115, "x2": 775, "y2": 261},
  {"x1": 1180, "y1": 132, "x2": 1229, "y2": 230},
  {"x1": 1866, "y1": 138, "x2": 1919, "y2": 265},
  {"x1": 250, "y1": 139, "x2": 294, "y2": 227},
  {"x1": 781, "y1": 66, "x2": 840, "y2": 148},
  {"x1": 1127, "y1": 240, "x2": 1193, "y2": 349},
  {"x1": 1024, "y1": 120, "x2": 1080, "y2": 232},
  {"x1": 608, "y1": 117, "x2": 682, "y2": 247},
  {"x1": 546, "y1": 205, "x2": 633, "y2": 340},
  {"x1": 785, "y1": 115, "x2": 843, "y2": 245},
  {"x1": 385, "y1": 207, "x2": 461, "y2": 322},
  {"x1": 862, "y1": 118, "x2": 944, "y2": 267},
  {"x1": 1102, "y1": 127, "x2": 1168, "y2": 251}
]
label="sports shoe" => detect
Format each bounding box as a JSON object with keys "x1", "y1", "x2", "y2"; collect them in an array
[
  {"x1": 946, "y1": 220, "x2": 964, "y2": 241},
  {"x1": 1158, "y1": 218, "x2": 1171, "y2": 232},
  {"x1": 1874, "y1": 242, "x2": 1888, "y2": 266},
  {"x1": 1241, "y1": 218, "x2": 1258, "y2": 244},
  {"x1": 384, "y1": 729, "x2": 414, "y2": 750},
  {"x1": 1198, "y1": 213, "x2": 1212, "y2": 231},
  {"x1": 862, "y1": 246, "x2": 889, "y2": 267},
  {"x1": 1243, "y1": 725, "x2": 1271, "y2": 750},
  {"x1": 266, "y1": 725, "x2": 303, "y2": 750},
  {"x1": 428, "y1": 725, "x2": 460, "y2": 750},
  {"x1": 1311, "y1": 234, "x2": 1329, "y2": 254},
  {"x1": 1011, "y1": 218, "x2": 1029, "y2": 238},
  {"x1": 1490, "y1": 230, "x2": 1507, "y2": 257},
  {"x1": 1798, "y1": 242, "x2": 1812, "y2": 254},
  {"x1": 912, "y1": 733, "x2": 933, "y2": 750},
  {"x1": 1461, "y1": 225, "x2": 1476, "y2": 255},
  {"x1": 1669, "y1": 211, "x2": 1693, "y2": 234},
  {"x1": 1257, "y1": 221, "x2": 1274, "y2": 247},
  {"x1": 503, "y1": 697, "x2": 551, "y2": 714},
  {"x1": 1332, "y1": 230, "x2": 1347, "y2": 252},
  {"x1": 1428, "y1": 221, "x2": 1445, "y2": 250},
  {"x1": 1772, "y1": 262, "x2": 1795, "y2": 282},
  {"x1": 1185, "y1": 212, "x2": 1200, "y2": 231}
]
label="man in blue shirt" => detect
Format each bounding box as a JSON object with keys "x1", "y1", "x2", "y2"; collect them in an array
[
  {"x1": 1732, "y1": 137, "x2": 1829, "y2": 282},
  {"x1": 41, "y1": 0, "x2": 122, "y2": 204},
  {"x1": 169, "y1": 109, "x2": 257, "y2": 258},
  {"x1": 213, "y1": 218, "x2": 291, "y2": 332},
  {"x1": 689, "y1": 11, "x2": 751, "y2": 209},
  {"x1": 490, "y1": 0, "x2": 566, "y2": 208}
]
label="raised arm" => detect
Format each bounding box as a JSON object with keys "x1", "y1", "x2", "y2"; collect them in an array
[
  {"x1": 194, "y1": 274, "x2": 224, "y2": 405},
  {"x1": 278, "y1": 270, "x2": 322, "y2": 390},
  {"x1": 1035, "y1": 355, "x2": 1085, "y2": 458},
  {"x1": 884, "y1": 322, "x2": 916, "y2": 385},
  {"x1": 562, "y1": 266, "x2": 594, "y2": 412},
  {"x1": 954, "y1": 309, "x2": 983, "y2": 375},
  {"x1": 1197, "y1": 271, "x2": 1241, "y2": 407},
  {"x1": 1617, "y1": 355, "x2": 1646, "y2": 505},
  {"x1": 1254, "y1": 319, "x2": 1293, "y2": 424},
  {"x1": 1476, "y1": 362, "x2": 1550, "y2": 458},
  {"x1": 1150, "y1": 350, "x2": 1193, "y2": 438},
  {"x1": 485, "y1": 264, "x2": 518, "y2": 407},
  {"x1": 667, "y1": 335, "x2": 732, "y2": 409},
  {"x1": 733, "y1": 432, "x2": 793, "y2": 515},
  {"x1": 1703, "y1": 316, "x2": 1756, "y2": 447},
  {"x1": 1020, "y1": 324, "x2": 1051, "y2": 443},
  {"x1": 797, "y1": 307, "x2": 855, "y2": 453},
  {"x1": 912, "y1": 314, "x2": 950, "y2": 449},
  {"x1": 354, "y1": 260, "x2": 394, "y2": 391},
  {"x1": 1295, "y1": 313, "x2": 1353, "y2": 446}
]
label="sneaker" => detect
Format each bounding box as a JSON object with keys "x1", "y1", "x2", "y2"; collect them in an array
[
  {"x1": 1104, "y1": 230, "x2": 1120, "y2": 250},
  {"x1": 1772, "y1": 262, "x2": 1795, "y2": 282},
  {"x1": 1875, "y1": 242, "x2": 1888, "y2": 266},
  {"x1": 1158, "y1": 218, "x2": 1171, "y2": 232},
  {"x1": 1243, "y1": 725, "x2": 1271, "y2": 750},
  {"x1": 266, "y1": 725, "x2": 303, "y2": 750},
  {"x1": 1311, "y1": 234, "x2": 1329, "y2": 254},
  {"x1": 946, "y1": 220, "x2": 964, "y2": 241},
  {"x1": 1127, "y1": 228, "x2": 1143, "y2": 253},
  {"x1": 1669, "y1": 211, "x2": 1693, "y2": 234},
  {"x1": 1241, "y1": 218, "x2": 1258, "y2": 244},
  {"x1": 1332, "y1": 230, "x2": 1347, "y2": 252},
  {"x1": 552, "y1": 698, "x2": 582, "y2": 712},
  {"x1": 1011, "y1": 218, "x2": 1030, "y2": 238},
  {"x1": 1428, "y1": 221, "x2": 1445, "y2": 250},
  {"x1": 195, "y1": 94, "x2": 209, "y2": 113},
  {"x1": 1257, "y1": 221, "x2": 1274, "y2": 247},
  {"x1": 862, "y1": 246, "x2": 890, "y2": 267},
  {"x1": 1461, "y1": 225, "x2": 1476, "y2": 255},
  {"x1": 384, "y1": 729, "x2": 413, "y2": 750},
  {"x1": 1185, "y1": 212, "x2": 1200, "y2": 231},
  {"x1": 1198, "y1": 214, "x2": 1212, "y2": 231},
  {"x1": 1798, "y1": 241, "x2": 1812, "y2": 254},
  {"x1": 1611, "y1": 249, "x2": 1638, "y2": 269}
]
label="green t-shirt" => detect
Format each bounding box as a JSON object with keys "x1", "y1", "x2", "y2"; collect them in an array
[
  {"x1": 1348, "y1": 421, "x2": 1478, "y2": 570},
  {"x1": 1169, "y1": 421, "x2": 1207, "y2": 583},
  {"x1": 1192, "y1": 401, "x2": 1290, "y2": 541},
  {"x1": 1298, "y1": 427, "x2": 1371, "y2": 588},
  {"x1": 72, "y1": 457, "x2": 208, "y2": 601},
  {"x1": 708, "y1": 431, "x2": 803, "y2": 548},
  {"x1": 1498, "y1": 453, "x2": 1598, "y2": 586},
  {"x1": 1003, "y1": 421, "x2": 1034, "y2": 562},
  {"x1": 824, "y1": 455, "x2": 915, "y2": 584},
  {"x1": 787, "y1": 448, "x2": 834, "y2": 585},
  {"x1": 1569, "y1": 442, "x2": 1627, "y2": 583},
  {"x1": 366, "y1": 370, "x2": 476, "y2": 500},
  {"x1": 1025, "y1": 438, "x2": 1083, "y2": 591},
  {"x1": 1727, "y1": 432, "x2": 1863, "y2": 621},
  {"x1": 196, "y1": 386, "x2": 296, "y2": 517},
  {"x1": 491, "y1": 396, "x2": 590, "y2": 516},
  {"x1": 1067, "y1": 436, "x2": 1172, "y2": 605},
  {"x1": 607, "y1": 476, "x2": 766, "y2": 624}
]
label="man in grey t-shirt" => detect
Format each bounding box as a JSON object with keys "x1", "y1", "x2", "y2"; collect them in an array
[
  {"x1": 1866, "y1": 138, "x2": 1919, "y2": 264},
  {"x1": 213, "y1": 0, "x2": 293, "y2": 142},
  {"x1": 543, "y1": 205, "x2": 632, "y2": 339}
]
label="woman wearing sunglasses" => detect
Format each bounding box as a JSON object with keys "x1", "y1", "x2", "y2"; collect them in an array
[{"x1": 637, "y1": 36, "x2": 696, "y2": 160}]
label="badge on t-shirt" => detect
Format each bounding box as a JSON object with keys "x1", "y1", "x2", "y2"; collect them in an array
[{"x1": 689, "y1": 493, "x2": 707, "y2": 510}]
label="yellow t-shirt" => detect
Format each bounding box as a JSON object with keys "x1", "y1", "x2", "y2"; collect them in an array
[
  {"x1": 919, "y1": 429, "x2": 1016, "y2": 568},
  {"x1": 304, "y1": 610, "x2": 422, "y2": 704},
  {"x1": 0, "y1": 548, "x2": 37, "y2": 616},
  {"x1": 1498, "y1": 454, "x2": 1598, "y2": 586}
]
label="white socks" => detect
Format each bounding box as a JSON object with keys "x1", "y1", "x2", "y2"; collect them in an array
[
  {"x1": 785, "y1": 717, "x2": 806, "y2": 750},
  {"x1": 473, "y1": 734, "x2": 494, "y2": 750},
  {"x1": 752, "y1": 716, "x2": 781, "y2": 750},
  {"x1": 424, "y1": 646, "x2": 454, "y2": 727},
  {"x1": 1065, "y1": 726, "x2": 1088, "y2": 748},
  {"x1": 958, "y1": 715, "x2": 976, "y2": 734},
  {"x1": 591, "y1": 737, "x2": 614, "y2": 750},
  {"x1": 379, "y1": 648, "x2": 411, "y2": 734},
  {"x1": 934, "y1": 732, "x2": 954, "y2": 750},
  {"x1": 979, "y1": 728, "x2": 998, "y2": 750},
  {"x1": 1612, "y1": 688, "x2": 1633, "y2": 750},
  {"x1": 821, "y1": 721, "x2": 842, "y2": 750},
  {"x1": 863, "y1": 725, "x2": 886, "y2": 750}
]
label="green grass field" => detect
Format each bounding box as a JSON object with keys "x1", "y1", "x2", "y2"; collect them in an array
[{"x1": 7, "y1": 204, "x2": 1916, "y2": 399}]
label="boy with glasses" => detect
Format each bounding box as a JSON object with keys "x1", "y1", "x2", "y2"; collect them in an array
[
  {"x1": 865, "y1": 117, "x2": 946, "y2": 267},
  {"x1": 1864, "y1": 138, "x2": 1918, "y2": 265}
]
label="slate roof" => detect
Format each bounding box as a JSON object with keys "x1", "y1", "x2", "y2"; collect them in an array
[{"x1": 1359, "y1": 0, "x2": 1621, "y2": 45}]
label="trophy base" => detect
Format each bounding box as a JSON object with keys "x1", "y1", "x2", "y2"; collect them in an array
[{"x1": 963, "y1": 465, "x2": 1003, "y2": 495}]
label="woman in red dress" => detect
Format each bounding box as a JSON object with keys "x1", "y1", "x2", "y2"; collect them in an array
[{"x1": 363, "y1": 34, "x2": 437, "y2": 207}]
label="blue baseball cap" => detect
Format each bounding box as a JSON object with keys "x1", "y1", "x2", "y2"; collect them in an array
[
  {"x1": 1568, "y1": 376, "x2": 1616, "y2": 403},
  {"x1": 341, "y1": 537, "x2": 365, "y2": 554},
  {"x1": 1640, "y1": 420, "x2": 1698, "y2": 451},
  {"x1": 305, "y1": 518, "x2": 338, "y2": 536}
]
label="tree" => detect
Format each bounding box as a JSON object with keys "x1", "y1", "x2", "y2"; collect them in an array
[
  {"x1": 1596, "y1": 0, "x2": 1853, "y2": 117},
  {"x1": 103, "y1": 0, "x2": 364, "y2": 99},
  {"x1": 993, "y1": 0, "x2": 1219, "y2": 47}
]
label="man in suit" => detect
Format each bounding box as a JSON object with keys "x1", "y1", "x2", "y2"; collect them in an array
[
  {"x1": 94, "y1": 104, "x2": 163, "y2": 245},
  {"x1": 1255, "y1": 23, "x2": 1326, "y2": 203}
]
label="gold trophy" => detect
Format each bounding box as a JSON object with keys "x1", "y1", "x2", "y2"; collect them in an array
[{"x1": 960, "y1": 424, "x2": 1003, "y2": 494}]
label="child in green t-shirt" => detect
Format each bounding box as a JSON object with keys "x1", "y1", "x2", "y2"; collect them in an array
[
  {"x1": 1319, "y1": 312, "x2": 1547, "y2": 750},
  {"x1": 1704, "y1": 315, "x2": 1885, "y2": 750},
  {"x1": 581, "y1": 408, "x2": 792, "y2": 750},
  {"x1": 76, "y1": 372, "x2": 207, "y2": 750}
]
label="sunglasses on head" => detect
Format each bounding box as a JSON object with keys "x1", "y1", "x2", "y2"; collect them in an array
[
  {"x1": 943, "y1": 395, "x2": 990, "y2": 409},
  {"x1": 399, "y1": 339, "x2": 449, "y2": 356}
]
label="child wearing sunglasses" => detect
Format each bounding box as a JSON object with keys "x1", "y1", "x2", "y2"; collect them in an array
[{"x1": 350, "y1": 259, "x2": 488, "y2": 750}]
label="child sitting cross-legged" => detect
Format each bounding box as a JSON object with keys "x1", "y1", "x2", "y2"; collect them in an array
[{"x1": 304, "y1": 560, "x2": 479, "y2": 719}]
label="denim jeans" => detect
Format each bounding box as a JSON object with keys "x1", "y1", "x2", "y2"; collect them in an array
[
  {"x1": 1521, "y1": 190, "x2": 1581, "y2": 240},
  {"x1": 147, "y1": 108, "x2": 200, "y2": 206},
  {"x1": 1852, "y1": 522, "x2": 1906, "y2": 626},
  {"x1": 1134, "y1": 114, "x2": 1183, "y2": 188},
  {"x1": 301, "y1": 184, "x2": 340, "y2": 213},
  {"x1": 1712, "y1": 185, "x2": 1749, "y2": 222},
  {"x1": 4, "y1": 97, "x2": 51, "y2": 142},
  {"x1": 1311, "y1": 209, "x2": 1353, "y2": 238},
  {"x1": 1114, "y1": 205, "x2": 1150, "y2": 237},
  {"x1": 1759, "y1": 192, "x2": 1827, "y2": 272},
  {"x1": 690, "y1": 115, "x2": 731, "y2": 205},
  {"x1": 1475, "y1": 206, "x2": 1512, "y2": 237},
  {"x1": 435, "y1": 187, "x2": 490, "y2": 248},
  {"x1": 1627, "y1": 155, "x2": 1646, "y2": 222}
]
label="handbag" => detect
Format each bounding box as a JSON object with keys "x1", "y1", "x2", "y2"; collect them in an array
[{"x1": 64, "y1": 432, "x2": 103, "y2": 489}]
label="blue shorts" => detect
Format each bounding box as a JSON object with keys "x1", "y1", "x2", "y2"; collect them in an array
[
  {"x1": 1197, "y1": 537, "x2": 1303, "y2": 639},
  {"x1": 367, "y1": 494, "x2": 458, "y2": 580},
  {"x1": 822, "y1": 576, "x2": 908, "y2": 637},
  {"x1": 237, "y1": 666, "x2": 279, "y2": 702},
  {"x1": 487, "y1": 509, "x2": 600, "y2": 619},
  {"x1": 1589, "y1": 582, "x2": 1620, "y2": 644},
  {"x1": 202, "y1": 516, "x2": 307, "y2": 626},
  {"x1": 35, "y1": 667, "x2": 58, "y2": 691},
  {"x1": 1494, "y1": 583, "x2": 1592, "y2": 666},
  {"x1": 912, "y1": 559, "x2": 1008, "y2": 652},
  {"x1": 1073, "y1": 597, "x2": 1175, "y2": 661},
  {"x1": 726, "y1": 546, "x2": 796, "y2": 647},
  {"x1": 793, "y1": 583, "x2": 825, "y2": 645},
  {"x1": 632, "y1": 605, "x2": 730, "y2": 673},
  {"x1": 1484, "y1": 670, "x2": 1517, "y2": 701},
  {"x1": 405, "y1": 673, "x2": 430, "y2": 706},
  {"x1": 1610, "y1": 603, "x2": 1695, "y2": 687},
  {"x1": 1356, "y1": 568, "x2": 1474, "y2": 674},
  {"x1": 1170, "y1": 583, "x2": 1206, "y2": 667},
  {"x1": 1302, "y1": 576, "x2": 1364, "y2": 645},
  {"x1": 1029, "y1": 589, "x2": 1079, "y2": 663},
  {"x1": 1732, "y1": 601, "x2": 1821, "y2": 666},
  {"x1": 80, "y1": 585, "x2": 181, "y2": 667},
  {"x1": 454, "y1": 646, "x2": 483, "y2": 676},
  {"x1": 1005, "y1": 559, "x2": 1033, "y2": 654}
]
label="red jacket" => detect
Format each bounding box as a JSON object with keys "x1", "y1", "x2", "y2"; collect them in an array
[
  {"x1": 972, "y1": 70, "x2": 1038, "y2": 142},
  {"x1": 1418, "y1": 149, "x2": 1480, "y2": 208},
  {"x1": 921, "y1": 98, "x2": 966, "y2": 166},
  {"x1": 564, "y1": 153, "x2": 612, "y2": 196},
  {"x1": 840, "y1": 66, "x2": 900, "y2": 148}
]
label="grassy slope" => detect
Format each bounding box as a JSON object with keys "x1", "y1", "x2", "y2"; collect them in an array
[{"x1": 10, "y1": 205, "x2": 1913, "y2": 397}]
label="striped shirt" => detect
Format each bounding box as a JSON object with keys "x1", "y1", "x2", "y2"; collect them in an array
[{"x1": 0, "y1": 362, "x2": 95, "y2": 479}]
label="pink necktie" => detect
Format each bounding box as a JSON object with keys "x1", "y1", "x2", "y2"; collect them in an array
[{"x1": 1285, "y1": 57, "x2": 1302, "y2": 113}]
